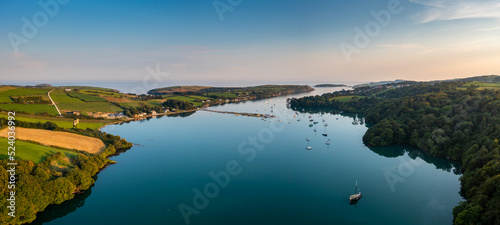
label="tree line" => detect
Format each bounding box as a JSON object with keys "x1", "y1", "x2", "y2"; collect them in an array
[{"x1": 10, "y1": 96, "x2": 51, "y2": 105}]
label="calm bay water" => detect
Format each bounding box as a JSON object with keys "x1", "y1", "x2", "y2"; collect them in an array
[{"x1": 32, "y1": 87, "x2": 463, "y2": 225}]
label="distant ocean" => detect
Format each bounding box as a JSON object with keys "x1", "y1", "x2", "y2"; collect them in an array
[{"x1": 1, "y1": 80, "x2": 362, "y2": 95}]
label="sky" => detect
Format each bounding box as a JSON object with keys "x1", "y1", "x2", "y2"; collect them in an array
[{"x1": 0, "y1": 0, "x2": 499, "y2": 85}]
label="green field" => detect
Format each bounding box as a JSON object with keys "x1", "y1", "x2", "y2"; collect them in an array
[
  {"x1": 0, "y1": 114, "x2": 108, "y2": 129},
  {"x1": 0, "y1": 87, "x2": 51, "y2": 103},
  {"x1": 146, "y1": 99, "x2": 164, "y2": 106},
  {"x1": 0, "y1": 87, "x2": 121, "y2": 115},
  {"x1": 0, "y1": 87, "x2": 51, "y2": 96},
  {"x1": 63, "y1": 86, "x2": 118, "y2": 92},
  {"x1": 459, "y1": 82, "x2": 500, "y2": 90},
  {"x1": 188, "y1": 95, "x2": 213, "y2": 101},
  {"x1": 57, "y1": 102, "x2": 123, "y2": 113},
  {"x1": 330, "y1": 95, "x2": 367, "y2": 102},
  {"x1": 210, "y1": 92, "x2": 238, "y2": 98},
  {"x1": 11, "y1": 94, "x2": 51, "y2": 101},
  {"x1": 0, "y1": 86, "x2": 17, "y2": 92},
  {"x1": 50, "y1": 90, "x2": 85, "y2": 103},
  {"x1": 0, "y1": 103, "x2": 59, "y2": 115},
  {"x1": 67, "y1": 92, "x2": 107, "y2": 102},
  {"x1": 118, "y1": 101, "x2": 142, "y2": 108},
  {"x1": 0, "y1": 137, "x2": 77, "y2": 163},
  {"x1": 0, "y1": 95, "x2": 12, "y2": 103},
  {"x1": 78, "y1": 89, "x2": 126, "y2": 98},
  {"x1": 51, "y1": 90, "x2": 122, "y2": 112},
  {"x1": 166, "y1": 96, "x2": 197, "y2": 102},
  {"x1": 117, "y1": 97, "x2": 164, "y2": 108}
]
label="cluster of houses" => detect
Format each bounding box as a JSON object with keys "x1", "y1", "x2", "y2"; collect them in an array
[
  {"x1": 73, "y1": 109, "x2": 174, "y2": 119},
  {"x1": 66, "y1": 111, "x2": 80, "y2": 115},
  {"x1": 131, "y1": 109, "x2": 171, "y2": 118},
  {"x1": 107, "y1": 113, "x2": 126, "y2": 119}
]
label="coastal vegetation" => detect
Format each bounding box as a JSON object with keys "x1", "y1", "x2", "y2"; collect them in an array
[
  {"x1": 0, "y1": 137, "x2": 77, "y2": 164},
  {"x1": 314, "y1": 84, "x2": 347, "y2": 87},
  {"x1": 0, "y1": 117, "x2": 132, "y2": 224},
  {"x1": 162, "y1": 99, "x2": 196, "y2": 110},
  {"x1": 148, "y1": 85, "x2": 315, "y2": 100},
  {"x1": 289, "y1": 75, "x2": 500, "y2": 225}
]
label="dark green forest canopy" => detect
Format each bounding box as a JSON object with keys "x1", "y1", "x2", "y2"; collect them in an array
[{"x1": 289, "y1": 78, "x2": 500, "y2": 225}]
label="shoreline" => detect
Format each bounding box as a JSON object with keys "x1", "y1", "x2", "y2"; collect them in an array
[
  {"x1": 97, "y1": 89, "x2": 315, "y2": 130},
  {"x1": 97, "y1": 108, "x2": 201, "y2": 130}
]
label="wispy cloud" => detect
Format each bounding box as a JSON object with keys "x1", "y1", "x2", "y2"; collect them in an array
[
  {"x1": 474, "y1": 26, "x2": 500, "y2": 31},
  {"x1": 169, "y1": 45, "x2": 223, "y2": 55},
  {"x1": 375, "y1": 43, "x2": 424, "y2": 49},
  {"x1": 417, "y1": 38, "x2": 500, "y2": 55},
  {"x1": 410, "y1": 0, "x2": 500, "y2": 23},
  {"x1": 5, "y1": 52, "x2": 47, "y2": 70}
]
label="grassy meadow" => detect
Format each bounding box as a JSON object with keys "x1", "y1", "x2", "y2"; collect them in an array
[
  {"x1": 459, "y1": 81, "x2": 500, "y2": 90},
  {"x1": 330, "y1": 95, "x2": 367, "y2": 102},
  {"x1": 0, "y1": 113, "x2": 109, "y2": 129},
  {"x1": 0, "y1": 137, "x2": 77, "y2": 163}
]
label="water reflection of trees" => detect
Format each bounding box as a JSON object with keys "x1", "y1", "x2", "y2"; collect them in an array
[
  {"x1": 31, "y1": 143, "x2": 136, "y2": 224},
  {"x1": 295, "y1": 107, "x2": 461, "y2": 175},
  {"x1": 117, "y1": 111, "x2": 197, "y2": 126},
  {"x1": 31, "y1": 182, "x2": 94, "y2": 224},
  {"x1": 368, "y1": 145, "x2": 462, "y2": 175},
  {"x1": 166, "y1": 111, "x2": 196, "y2": 118}
]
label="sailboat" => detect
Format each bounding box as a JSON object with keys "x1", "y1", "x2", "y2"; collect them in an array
[
  {"x1": 305, "y1": 146, "x2": 312, "y2": 150},
  {"x1": 349, "y1": 180, "x2": 362, "y2": 202}
]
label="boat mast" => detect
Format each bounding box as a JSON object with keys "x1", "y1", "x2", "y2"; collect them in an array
[{"x1": 355, "y1": 180, "x2": 358, "y2": 193}]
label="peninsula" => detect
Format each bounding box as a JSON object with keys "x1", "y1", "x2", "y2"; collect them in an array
[{"x1": 314, "y1": 84, "x2": 348, "y2": 87}]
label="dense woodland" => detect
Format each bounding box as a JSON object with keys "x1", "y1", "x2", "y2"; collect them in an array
[
  {"x1": 161, "y1": 99, "x2": 196, "y2": 110},
  {"x1": 0, "y1": 120, "x2": 132, "y2": 224},
  {"x1": 290, "y1": 80, "x2": 500, "y2": 225}
]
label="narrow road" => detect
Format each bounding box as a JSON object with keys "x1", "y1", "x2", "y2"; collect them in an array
[{"x1": 47, "y1": 89, "x2": 62, "y2": 116}]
